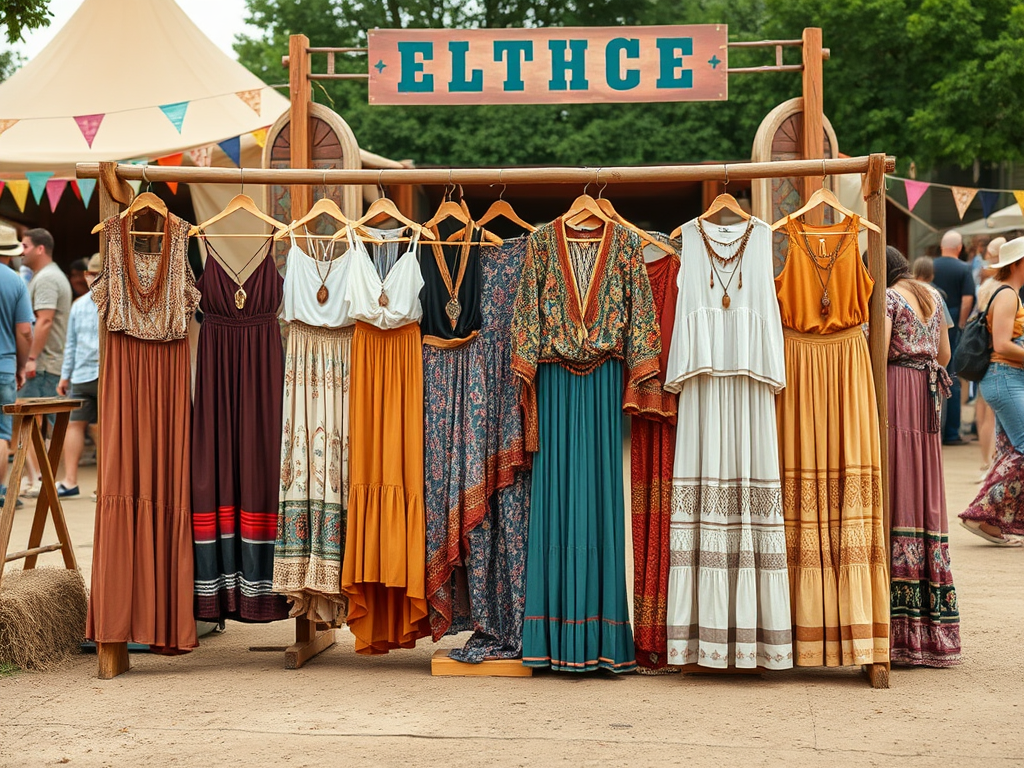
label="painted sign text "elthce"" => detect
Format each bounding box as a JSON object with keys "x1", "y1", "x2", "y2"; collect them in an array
[{"x1": 367, "y1": 26, "x2": 728, "y2": 105}]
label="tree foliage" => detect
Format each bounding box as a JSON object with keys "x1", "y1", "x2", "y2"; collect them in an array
[
  {"x1": 1, "y1": 0, "x2": 52, "y2": 44},
  {"x1": 235, "y1": 0, "x2": 1023, "y2": 170}
]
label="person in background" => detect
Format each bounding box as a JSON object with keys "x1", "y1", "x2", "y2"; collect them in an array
[
  {"x1": 960, "y1": 236, "x2": 1024, "y2": 546},
  {"x1": 68, "y1": 258, "x2": 90, "y2": 300},
  {"x1": 912, "y1": 256, "x2": 954, "y2": 327},
  {"x1": 969, "y1": 236, "x2": 989, "y2": 285},
  {"x1": 884, "y1": 246, "x2": 961, "y2": 666},
  {"x1": 0, "y1": 224, "x2": 23, "y2": 271},
  {"x1": 931, "y1": 230, "x2": 975, "y2": 445},
  {"x1": 974, "y1": 237, "x2": 1008, "y2": 480},
  {"x1": 19, "y1": 228, "x2": 72, "y2": 497},
  {"x1": 55, "y1": 253, "x2": 100, "y2": 498},
  {"x1": 0, "y1": 232, "x2": 34, "y2": 507}
]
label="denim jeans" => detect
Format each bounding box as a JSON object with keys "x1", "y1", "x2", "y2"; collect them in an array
[
  {"x1": 0, "y1": 372, "x2": 15, "y2": 442},
  {"x1": 980, "y1": 362, "x2": 1024, "y2": 451}
]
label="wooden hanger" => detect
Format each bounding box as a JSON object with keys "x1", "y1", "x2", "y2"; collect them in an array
[
  {"x1": 89, "y1": 191, "x2": 168, "y2": 235},
  {"x1": 425, "y1": 190, "x2": 503, "y2": 246},
  {"x1": 188, "y1": 193, "x2": 288, "y2": 237},
  {"x1": 476, "y1": 175, "x2": 535, "y2": 233},
  {"x1": 331, "y1": 194, "x2": 435, "y2": 243},
  {"x1": 568, "y1": 187, "x2": 674, "y2": 255},
  {"x1": 670, "y1": 192, "x2": 750, "y2": 240},
  {"x1": 274, "y1": 197, "x2": 352, "y2": 241},
  {"x1": 770, "y1": 185, "x2": 881, "y2": 233}
]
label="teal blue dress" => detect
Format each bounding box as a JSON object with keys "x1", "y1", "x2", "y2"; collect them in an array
[{"x1": 511, "y1": 219, "x2": 660, "y2": 672}]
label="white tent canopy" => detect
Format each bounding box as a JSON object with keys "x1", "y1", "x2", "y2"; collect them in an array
[
  {"x1": 956, "y1": 203, "x2": 1024, "y2": 236},
  {"x1": 0, "y1": 0, "x2": 289, "y2": 178}
]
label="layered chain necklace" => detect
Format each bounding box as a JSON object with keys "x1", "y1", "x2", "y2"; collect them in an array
[
  {"x1": 800, "y1": 220, "x2": 855, "y2": 316},
  {"x1": 430, "y1": 223, "x2": 474, "y2": 329},
  {"x1": 124, "y1": 216, "x2": 170, "y2": 316},
  {"x1": 696, "y1": 217, "x2": 754, "y2": 308}
]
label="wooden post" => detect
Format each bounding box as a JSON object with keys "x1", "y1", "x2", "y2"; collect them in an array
[
  {"x1": 289, "y1": 34, "x2": 313, "y2": 217},
  {"x1": 96, "y1": 162, "x2": 131, "y2": 680},
  {"x1": 864, "y1": 152, "x2": 890, "y2": 690},
  {"x1": 801, "y1": 27, "x2": 824, "y2": 222}
]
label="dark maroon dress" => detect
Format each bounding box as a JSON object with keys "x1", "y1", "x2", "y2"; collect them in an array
[{"x1": 191, "y1": 246, "x2": 289, "y2": 622}]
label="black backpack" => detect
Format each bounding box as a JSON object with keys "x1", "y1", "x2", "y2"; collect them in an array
[{"x1": 953, "y1": 284, "x2": 1017, "y2": 382}]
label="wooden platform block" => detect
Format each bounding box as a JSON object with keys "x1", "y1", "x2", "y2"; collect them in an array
[
  {"x1": 285, "y1": 628, "x2": 337, "y2": 669},
  {"x1": 97, "y1": 642, "x2": 130, "y2": 679},
  {"x1": 677, "y1": 664, "x2": 765, "y2": 677},
  {"x1": 863, "y1": 662, "x2": 890, "y2": 689},
  {"x1": 430, "y1": 649, "x2": 533, "y2": 677}
]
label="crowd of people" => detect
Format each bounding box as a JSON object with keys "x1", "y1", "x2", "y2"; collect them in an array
[{"x1": 0, "y1": 224, "x2": 99, "y2": 506}]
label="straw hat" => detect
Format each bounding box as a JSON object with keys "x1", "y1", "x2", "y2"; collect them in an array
[
  {"x1": 0, "y1": 224, "x2": 22, "y2": 257},
  {"x1": 986, "y1": 236, "x2": 1007, "y2": 262},
  {"x1": 992, "y1": 236, "x2": 1024, "y2": 270},
  {"x1": 86, "y1": 253, "x2": 102, "y2": 273}
]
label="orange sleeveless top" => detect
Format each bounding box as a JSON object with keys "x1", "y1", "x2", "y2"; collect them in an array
[
  {"x1": 775, "y1": 216, "x2": 874, "y2": 334},
  {"x1": 987, "y1": 291, "x2": 1024, "y2": 368}
]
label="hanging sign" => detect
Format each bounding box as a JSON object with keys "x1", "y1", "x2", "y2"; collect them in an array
[{"x1": 367, "y1": 25, "x2": 728, "y2": 106}]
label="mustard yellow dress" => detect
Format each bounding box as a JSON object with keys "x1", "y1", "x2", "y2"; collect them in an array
[{"x1": 775, "y1": 216, "x2": 889, "y2": 667}]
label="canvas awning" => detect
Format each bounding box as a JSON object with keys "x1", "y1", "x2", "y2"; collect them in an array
[{"x1": 956, "y1": 203, "x2": 1024, "y2": 236}]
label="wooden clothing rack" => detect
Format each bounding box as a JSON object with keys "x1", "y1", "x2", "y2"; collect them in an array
[{"x1": 78, "y1": 153, "x2": 895, "y2": 688}]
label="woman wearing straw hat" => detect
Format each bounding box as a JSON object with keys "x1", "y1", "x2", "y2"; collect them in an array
[{"x1": 960, "y1": 236, "x2": 1024, "y2": 546}]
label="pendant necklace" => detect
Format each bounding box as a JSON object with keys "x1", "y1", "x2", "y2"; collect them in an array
[
  {"x1": 697, "y1": 218, "x2": 754, "y2": 308},
  {"x1": 206, "y1": 237, "x2": 271, "y2": 310},
  {"x1": 431, "y1": 222, "x2": 474, "y2": 329},
  {"x1": 800, "y1": 220, "x2": 854, "y2": 316},
  {"x1": 313, "y1": 239, "x2": 337, "y2": 305}
]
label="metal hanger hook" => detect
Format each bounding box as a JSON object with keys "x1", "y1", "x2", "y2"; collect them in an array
[
  {"x1": 723, "y1": 164, "x2": 730, "y2": 189},
  {"x1": 822, "y1": 158, "x2": 827, "y2": 185},
  {"x1": 497, "y1": 168, "x2": 506, "y2": 201},
  {"x1": 239, "y1": 167, "x2": 245, "y2": 198}
]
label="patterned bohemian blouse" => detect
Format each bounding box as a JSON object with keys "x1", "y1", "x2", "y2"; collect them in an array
[
  {"x1": 511, "y1": 218, "x2": 661, "y2": 451},
  {"x1": 887, "y1": 285, "x2": 952, "y2": 426},
  {"x1": 92, "y1": 213, "x2": 199, "y2": 341}
]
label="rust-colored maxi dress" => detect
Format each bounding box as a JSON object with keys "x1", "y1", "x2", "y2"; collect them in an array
[{"x1": 87, "y1": 213, "x2": 200, "y2": 653}]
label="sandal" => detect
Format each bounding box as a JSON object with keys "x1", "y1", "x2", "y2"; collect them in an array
[{"x1": 960, "y1": 519, "x2": 1023, "y2": 547}]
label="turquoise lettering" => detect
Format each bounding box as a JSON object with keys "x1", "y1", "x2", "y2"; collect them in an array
[
  {"x1": 397, "y1": 41, "x2": 434, "y2": 93},
  {"x1": 448, "y1": 41, "x2": 483, "y2": 92},
  {"x1": 656, "y1": 37, "x2": 694, "y2": 89},
  {"x1": 605, "y1": 37, "x2": 640, "y2": 91},
  {"x1": 494, "y1": 40, "x2": 534, "y2": 92},
  {"x1": 548, "y1": 39, "x2": 589, "y2": 91}
]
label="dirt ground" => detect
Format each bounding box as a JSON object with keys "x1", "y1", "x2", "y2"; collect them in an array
[{"x1": 2, "y1": 442, "x2": 1022, "y2": 768}]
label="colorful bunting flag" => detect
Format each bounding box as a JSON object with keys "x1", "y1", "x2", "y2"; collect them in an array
[
  {"x1": 904, "y1": 180, "x2": 929, "y2": 212},
  {"x1": 25, "y1": 171, "x2": 53, "y2": 204},
  {"x1": 157, "y1": 153, "x2": 184, "y2": 194},
  {"x1": 1015, "y1": 191, "x2": 1024, "y2": 217},
  {"x1": 7, "y1": 180, "x2": 29, "y2": 212},
  {"x1": 75, "y1": 178, "x2": 97, "y2": 208},
  {"x1": 70, "y1": 180, "x2": 81, "y2": 201},
  {"x1": 218, "y1": 136, "x2": 241, "y2": 167},
  {"x1": 235, "y1": 89, "x2": 262, "y2": 115},
  {"x1": 0, "y1": 119, "x2": 18, "y2": 138},
  {"x1": 951, "y1": 186, "x2": 978, "y2": 220},
  {"x1": 159, "y1": 101, "x2": 189, "y2": 133},
  {"x1": 251, "y1": 127, "x2": 268, "y2": 148},
  {"x1": 45, "y1": 179, "x2": 68, "y2": 213},
  {"x1": 188, "y1": 146, "x2": 212, "y2": 168},
  {"x1": 0, "y1": 181, "x2": 5, "y2": 200},
  {"x1": 74, "y1": 113, "x2": 105, "y2": 148},
  {"x1": 979, "y1": 190, "x2": 1000, "y2": 219}
]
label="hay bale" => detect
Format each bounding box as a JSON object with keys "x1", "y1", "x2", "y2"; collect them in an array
[{"x1": 0, "y1": 568, "x2": 88, "y2": 671}]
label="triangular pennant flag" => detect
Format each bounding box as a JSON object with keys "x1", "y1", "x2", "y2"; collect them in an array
[
  {"x1": 159, "y1": 101, "x2": 189, "y2": 133},
  {"x1": 157, "y1": 153, "x2": 183, "y2": 195},
  {"x1": 1014, "y1": 191, "x2": 1024, "y2": 217},
  {"x1": 76, "y1": 178, "x2": 97, "y2": 208},
  {"x1": 0, "y1": 119, "x2": 18, "y2": 138},
  {"x1": 235, "y1": 89, "x2": 262, "y2": 115},
  {"x1": 45, "y1": 179, "x2": 68, "y2": 213},
  {"x1": 251, "y1": 127, "x2": 268, "y2": 148},
  {"x1": 904, "y1": 180, "x2": 929, "y2": 212},
  {"x1": 188, "y1": 146, "x2": 211, "y2": 167},
  {"x1": 980, "y1": 190, "x2": 1000, "y2": 219},
  {"x1": 950, "y1": 186, "x2": 978, "y2": 220},
  {"x1": 127, "y1": 179, "x2": 142, "y2": 196},
  {"x1": 73, "y1": 113, "x2": 104, "y2": 148},
  {"x1": 25, "y1": 171, "x2": 53, "y2": 204},
  {"x1": 217, "y1": 136, "x2": 241, "y2": 167},
  {"x1": 8, "y1": 180, "x2": 29, "y2": 212},
  {"x1": 0, "y1": 181, "x2": 5, "y2": 200},
  {"x1": 70, "y1": 180, "x2": 82, "y2": 200}
]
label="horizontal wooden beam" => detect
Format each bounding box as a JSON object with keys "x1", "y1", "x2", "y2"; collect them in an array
[{"x1": 77, "y1": 155, "x2": 895, "y2": 187}]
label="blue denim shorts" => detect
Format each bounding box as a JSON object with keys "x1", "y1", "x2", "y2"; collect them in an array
[
  {"x1": 980, "y1": 362, "x2": 1024, "y2": 450},
  {"x1": 0, "y1": 372, "x2": 15, "y2": 442}
]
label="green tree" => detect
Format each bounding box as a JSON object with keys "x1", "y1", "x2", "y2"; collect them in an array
[
  {"x1": 1, "y1": 0, "x2": 52, "y2": 44},
  {"x1": 0, "y1": 50, "x2": 23, "y2": 81}
]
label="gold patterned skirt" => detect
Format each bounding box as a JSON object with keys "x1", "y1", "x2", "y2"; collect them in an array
[{"x1": 777, "y1": 326, "x2": 889, "y2": 666}]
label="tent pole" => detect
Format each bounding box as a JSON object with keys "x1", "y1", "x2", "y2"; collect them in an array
[
  {"x1": 289, "y1": 33, "x2": 313, "y2": 218},
  {"x1": 800, "y1": 27, "x2": 825, "y2": 223}
]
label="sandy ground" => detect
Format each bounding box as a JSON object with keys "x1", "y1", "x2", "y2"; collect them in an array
[{"x1": 1, "y1": 443, "x2": 1023, "y2": 768}]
